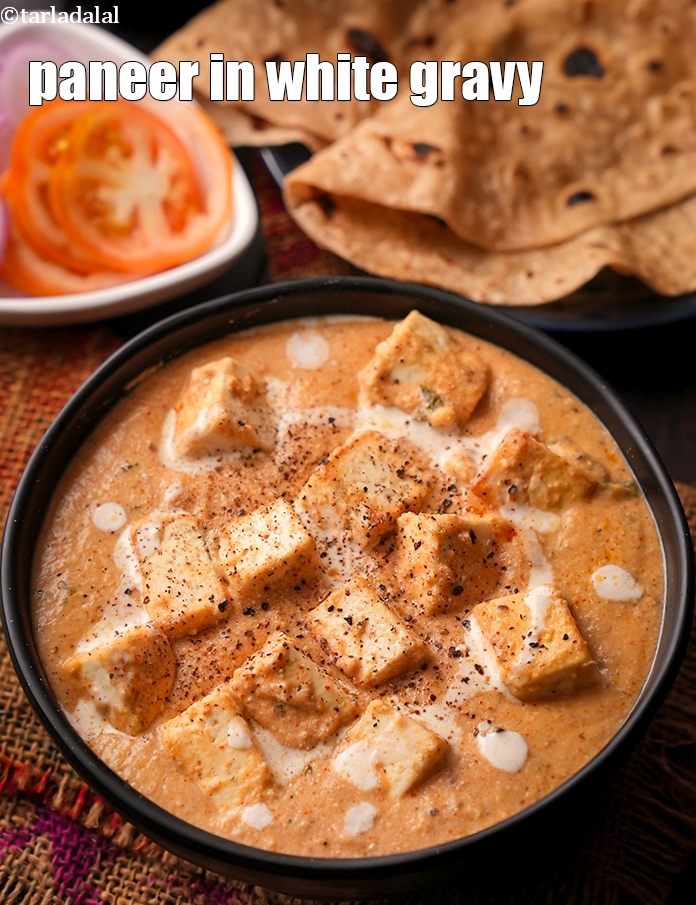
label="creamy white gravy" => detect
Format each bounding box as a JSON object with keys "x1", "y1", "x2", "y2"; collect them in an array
[{"x1": 32, "y1": 315, "x2": 664, "y2": 858}]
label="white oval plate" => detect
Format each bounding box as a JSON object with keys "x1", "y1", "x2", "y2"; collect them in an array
[{"x1": 0, "y1": 21, "x2": 258, "y2": 326}]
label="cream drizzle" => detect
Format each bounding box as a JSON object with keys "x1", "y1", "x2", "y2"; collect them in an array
[
  {"x1": 251, "y1": 723, "x2": 338, "y2": 785},
  {"x1": 500, "y1": 504, "x2": 557, "y2": 589},
  {"x1": 592, "y1": 564, "x2": 643, "y2": 601},
  {"x1": 92, "y1": 502, "x2": 127, "y2": 533},
  {"x1": 520, "y1": 585, "x2": 556, "y2": 659},
  {"x1": 163, "y1": 481, "x2": 184, "y2": 505},
  {"x1": 158, "y1": 389, "x2": 540, "y2": 487},
  {"x1": 73, "y1": 530, "x2": 148, "y2": 652},
  {"x1": 227, "y1": 717, "x2": 254, "y2": 750},
  {"x1": 285, "y1": 330, "x2": 331, "y2": 370},
  {"x1": 343, "y1": 802, "x2": 377, "y2": 836},
  {"x1": 476, "y1": 722, "x2": 528, "y2": 773},
  {"x1": 241, "y1": 803, "x2": 274, "y2": 829},
  {"x1": 352, "y1": 397, "x2": 541, "y2": 476}
]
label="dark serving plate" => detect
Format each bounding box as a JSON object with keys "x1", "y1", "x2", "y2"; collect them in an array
[{"x1": 1, "y1": 276, "x2": 693, "y2": 899}]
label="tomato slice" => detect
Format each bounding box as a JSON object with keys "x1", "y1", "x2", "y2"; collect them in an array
[
  {"x1": 1, "y1": 97, "x2": 234, "y2": 294},
  {"x1": 50, "y1": 101, "x2": 232, "y2": 273},
  {"x1": 2, "y1": 100, "x2": 102, "y2": 273},
  {"x1": 0, "y1": 216, "x2": 141, "y2": 296},
  {"x1": 161, "y1": 99, "x2": 236, "y2": 243}
]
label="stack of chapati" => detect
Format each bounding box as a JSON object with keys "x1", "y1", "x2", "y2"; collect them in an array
[{"x1": 158, "y1": 0, "x2": 696, "y2": 305}]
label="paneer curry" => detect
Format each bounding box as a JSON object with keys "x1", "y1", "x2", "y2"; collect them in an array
[{"x1": 32, "y1": 312, "x2": 664, "y2": 856}]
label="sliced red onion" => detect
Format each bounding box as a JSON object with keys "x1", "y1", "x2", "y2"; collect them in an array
[
  {"x1": 0, "y1": 111, "x2": 13, "y2": 170},
  {"x1": 0, "y1": 39, "x2": 70, "y2": 118},
  {"x1": 0, "y1": 38, "x2": 79, "y2": 166}
]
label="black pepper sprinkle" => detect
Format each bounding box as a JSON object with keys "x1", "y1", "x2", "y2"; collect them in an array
[{"x1": 243, "y1": 607, "x2": 255, "y2": 616}]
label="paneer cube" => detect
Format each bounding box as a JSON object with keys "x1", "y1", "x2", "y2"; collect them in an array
[
  {"x1": 64, "y1": 624, "x2": 175, "y2": 735},
  {"x1": 217, "y1": 500, "x2": 319, "y2": 600},
  {"x1": 473, "y1": 585, "x2": 597, "y2": 701},
  {"x1": 230, "y1": 632, "x2": 357, "y2": 749},
  {"x1": 395, "y1": 511, "x2": 524, "y2": 614},
  {"x1": 172, "y1": 356, "x2": 275, "y2": 457},
  {"x1": 309, "y1": 576, "x2": 427, "y2": 687},
  {"x1": 358, "y1": 310, "x2": 489, "y2": 428},
  {"x1": 470, "y1": 429, "x2": 598, "y2": 512},
  {"x1": 296, "y1": 430, "x2": 429, "y2": 549},
  {"x1": 333, "y1": 700, "x2": 449, "y2": 798},
  {"x1": 441, "y1": 448, "x2": 477, "y2": 487},
  {"x1": 132, "y1": 513, "x2": 229, "y2": 640},
  {"x1": 160, "y1": 684, "x2": 270, "y2": 808}
]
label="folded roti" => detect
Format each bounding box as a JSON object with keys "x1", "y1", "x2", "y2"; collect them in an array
[
  {"x1": 161, "y1": 0, "x2": 696, "y2": 250},
  {"x1": 284, "y1": 171, "x2": 696, "y2": 305},
  {"x1": 156, "y1": 0, "x2": 427, "y2": 147},
  {"x1": 160, "y1": 0, "x2": 696, "y2": 303}
]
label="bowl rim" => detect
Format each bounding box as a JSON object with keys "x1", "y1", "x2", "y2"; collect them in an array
[{"x1": 2, "y1": 275, "x2": 693, "y2": 893}]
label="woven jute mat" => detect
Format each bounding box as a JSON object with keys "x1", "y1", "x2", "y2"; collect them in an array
[{"x1": 1, "y1": 155, "x2": 695, "y2": 905}]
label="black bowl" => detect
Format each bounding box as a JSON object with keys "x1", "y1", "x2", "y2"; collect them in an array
[{"x1": 2, "y1": 277, "x2": 693, "y2": 900}]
